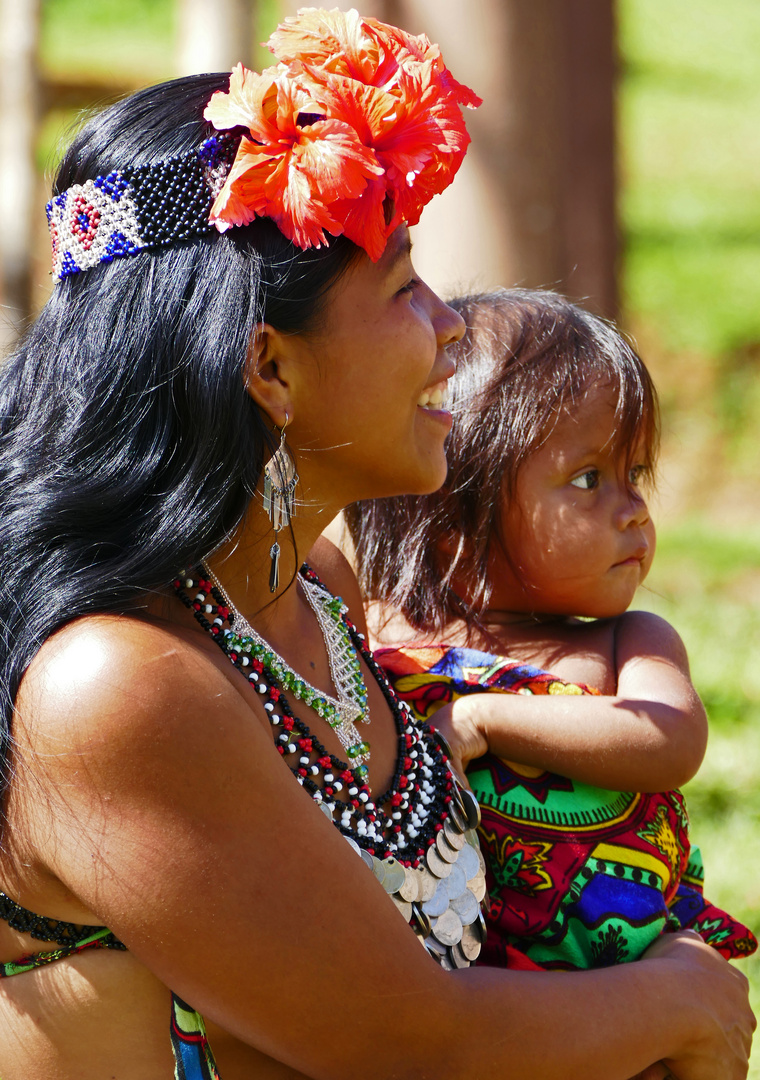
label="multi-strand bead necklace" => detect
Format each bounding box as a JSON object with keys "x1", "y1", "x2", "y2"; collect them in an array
[
  {"x1": 173, "y1": 565, "x2": 488, "y2": 968},
  {"x1": 173, "y1": 565, "x2": 458, "y2": 863}
]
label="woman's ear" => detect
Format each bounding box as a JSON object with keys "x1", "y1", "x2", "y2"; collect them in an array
[{"x1": 244, "y1": 323, "x2": 293, "y2": 428}]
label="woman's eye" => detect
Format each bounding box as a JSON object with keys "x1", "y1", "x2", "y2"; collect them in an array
[
  {"x1": 570, "y1": 470, "x2": 599, "y2": 490},
  {"x1": 399, "y1": 278, "x2": 421, "y2": 296}
]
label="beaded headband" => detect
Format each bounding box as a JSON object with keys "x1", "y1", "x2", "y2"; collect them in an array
[
  {"x1": 47, "y1": 134, "x2": 238, "y2": 282},
  {"x1": 47, "y1": 6, "x2": 480, "y2": 282}
]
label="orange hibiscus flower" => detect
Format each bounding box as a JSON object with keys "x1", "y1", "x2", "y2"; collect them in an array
[
  {"x1": 205, "y1": 63, "x2": 383, "y2": 249},
  {"x1": 204, "y1": 8, "x2": 480, "y2": 258}
]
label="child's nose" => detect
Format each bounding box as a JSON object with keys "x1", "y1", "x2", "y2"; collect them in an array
[{"x1": 615, "y1": 488, "x2": 650, "y2": 529}]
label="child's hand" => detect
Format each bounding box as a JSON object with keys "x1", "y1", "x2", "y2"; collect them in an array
[{"x1": 428, "y1": 697, "x2": 490, "y2": 783}]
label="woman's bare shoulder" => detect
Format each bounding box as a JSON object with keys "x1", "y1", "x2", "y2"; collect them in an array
[{"x1": 14, "y1": 611, "x2": 257, "y2": 766}]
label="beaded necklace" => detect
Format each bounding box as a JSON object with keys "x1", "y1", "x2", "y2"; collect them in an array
[
  {"x1": 200, "y1": 561, "x2": 371, "y2": 766},
  {"x1": 173, "y1": 565, "x2": 488, "y2": 969}
]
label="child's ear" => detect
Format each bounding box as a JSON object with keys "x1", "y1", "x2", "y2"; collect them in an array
[{"x1": 243, "y1": 323, "x2": 293, "y2": 428}]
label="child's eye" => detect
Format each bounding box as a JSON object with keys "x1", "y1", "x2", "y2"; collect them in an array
[
  {"x1": 628, "y1": 464, "x2": 646, "y2": 486},
  {"x1": 570, "y1": 470, "x2": 599, "y2": 490}
]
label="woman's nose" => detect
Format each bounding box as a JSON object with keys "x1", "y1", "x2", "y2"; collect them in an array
[{"x1": 433, "y1": 294, "x2": 466, "y2": 348}]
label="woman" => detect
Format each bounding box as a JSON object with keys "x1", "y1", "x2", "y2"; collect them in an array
[{"x1": 0, "y1": 9, "x2": 752, "y2": 1079}]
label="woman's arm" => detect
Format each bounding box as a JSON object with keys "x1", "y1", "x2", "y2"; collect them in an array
[
  {"x1": 12, "y1": 616, "x2": 747, "y2": 1080},
  {"x1": 434, "y1": 611, "x2": 707, "y2": 791}
]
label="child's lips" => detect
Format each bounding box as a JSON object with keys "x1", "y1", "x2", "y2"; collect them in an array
[{"x1": 614, "y1": 549, "x2": 647, "y2": 568}]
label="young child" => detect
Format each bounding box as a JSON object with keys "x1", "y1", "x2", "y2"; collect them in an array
[{"x1": 345, "y1": 288, "x2": 756, "y2": 971}]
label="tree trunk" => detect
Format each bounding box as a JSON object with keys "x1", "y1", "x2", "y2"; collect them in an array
[
  {"x1": 177, "y1": 0, "x2": 257, "y2": 73},
  {"x1": 0, "y1": 0, "x2": 40, "y2": 343},
  {"x1": 361, "y1": 0, "x2": 618, "y2": 318}
]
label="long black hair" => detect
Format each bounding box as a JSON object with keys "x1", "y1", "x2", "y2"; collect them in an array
[
  {"x1": 345, "y1": 288, "x2": 660, "y2": 636},
  {"x1": 0, "y1": 73, "x2": 359, "y2": 805}
]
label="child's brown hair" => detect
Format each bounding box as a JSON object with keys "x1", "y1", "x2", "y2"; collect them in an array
[{"x1": 345, "y1": 288, "x2": 660, "y2": 636}]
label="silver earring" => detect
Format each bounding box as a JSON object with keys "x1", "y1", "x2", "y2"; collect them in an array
[{"x1": 262, "y1": 413, "x2": 298, "y2": 593}]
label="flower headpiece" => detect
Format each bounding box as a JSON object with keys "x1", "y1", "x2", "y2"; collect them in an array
[{"x1": 47, "y1": 7, "x2": 480, "y2": 281}]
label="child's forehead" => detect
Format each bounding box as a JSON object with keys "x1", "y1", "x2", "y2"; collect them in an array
[{"x1": 541, "y1": 380, "x2": 646, "y2": 457}]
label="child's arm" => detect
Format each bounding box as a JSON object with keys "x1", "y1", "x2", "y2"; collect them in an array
[{"x1": 435, "y1": 611, "x2": 707, "y2": 792}]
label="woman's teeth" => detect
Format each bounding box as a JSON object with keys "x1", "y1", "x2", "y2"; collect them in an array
[{"x1": 417, "y1": 381, "x2": 447, "y2": 409}]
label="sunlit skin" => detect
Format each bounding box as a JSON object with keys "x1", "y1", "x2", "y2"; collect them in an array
[{"x1": 487, "y1": 381, "x2": 657, "y2": 619}]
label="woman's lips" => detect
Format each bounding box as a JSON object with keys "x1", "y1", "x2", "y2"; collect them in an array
[{"x1": 417, "y1": 379, "x2": 449, "y2": 410}]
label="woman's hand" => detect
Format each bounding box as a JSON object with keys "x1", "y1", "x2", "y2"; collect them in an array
[{"x1": 642, "y1": 931, "x2": 754, "y2": 1080}]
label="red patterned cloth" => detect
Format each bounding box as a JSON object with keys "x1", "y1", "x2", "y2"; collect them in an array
[{"x1": 378, "y1": 644, "x2": 757, "y2": 970}]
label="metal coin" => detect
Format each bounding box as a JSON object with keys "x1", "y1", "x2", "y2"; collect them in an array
[
  {"x1": 448, "y1": 797, "x2": 467, "y2": 833},
  {"x1": 465, "y1": 827, "x2": 480, "y2": 849},
  {"x1": 416, "y1": 868, "x2": 438, "y2": 902},
  {"x1": 398, "y1": 866, "x2": 420, "y2": 903},
  {"x1": 476, "y1": 845, "x2": 487, "y2": 875},
  {"x1": 344, "y1": 836, "x2": 362, "y2": 857},
  {"x1": 460, "y1": 922, "x2": 482, "y2": 961},
  {"x1": 320, "y1": 802, "x2": 334, "y2": 821},
  {"x1": 425, "y1": 934, "x2": 447, "y2": 957},
  {"x1": 443, "y1": 818, "x2": 466, "y2": 850},
  {"x1": 457, "y1": 843, "x2": 480, "y2": 881},
  {"x1": 381, "y1": 856, "x2": 406, "y2": 894},
  {"x1": 445, "y1": 863, "x2": 468, "y2": 901},
  {"x1": 474, "y1": 911, "x2": 488, "y2": 943},
  {"x1": 451, "y1": 888, "x2": 480, "y2": 925},
  {"x1": 436, "y1": 829, "x2": 459, "y2": 864},
  {"x1": 451, "y1": 942, "x2": 471, "y2": 969},
  {"x1": 360, "y1": 848, "x2": 374, "y2": 873},
  {"x1": 411, "y1": 902, "x2": 432, "y2": 938},
  {"x1": 450, "y1": 783, "x2": 469, "y2": 824},
  {"x1": 469, "y1": 871, "x2": 487, "y2": 903},
  {"x1": 460, "y1": 787, "x2": 482, "y2": 829},
  {"x1": 431, "y1": 907, "x2": 463, "y2": 947},
  {"x1": 371, "y1": 856, "x2": 386, "y2": 886},
  {"x1": 395, "y1": 894, "x2": 412, "y2": 920},
  {"x1": 438, "y1": 952, "x2": 455, "y2": 972},
  {"x1": 422, "y1": 878, "x2": 451, "y2": 918},
  {"x1": 425, "y1": 844, "x2": 452, "y2": 878}
]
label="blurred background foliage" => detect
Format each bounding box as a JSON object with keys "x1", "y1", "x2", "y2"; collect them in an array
[{"x1": 20, "y1": 0, "x2": 760, "y2": 1061}]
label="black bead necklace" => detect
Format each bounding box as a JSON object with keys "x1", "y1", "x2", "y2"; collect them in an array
[{"x1": 173, "y1": 564, "x2": 456, "y2": 866}]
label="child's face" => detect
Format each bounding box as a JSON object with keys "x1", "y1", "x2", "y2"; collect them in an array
[{"x1": 488, "y1": 382, "x2": 656, "y2": 619}]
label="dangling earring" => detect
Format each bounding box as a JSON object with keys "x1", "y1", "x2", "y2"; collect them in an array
[{"x1": 262, "y1": 412, "x2": 298, "y2": 593}]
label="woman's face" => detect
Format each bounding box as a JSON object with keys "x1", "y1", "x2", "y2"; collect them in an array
[{"x1": 285, "y1": 226, "x2": 465, "y2": 508}]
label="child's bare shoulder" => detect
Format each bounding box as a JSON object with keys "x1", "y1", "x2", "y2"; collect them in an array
[{"x1": 614, "y1": 609, "x2": 690, "y2": 668}]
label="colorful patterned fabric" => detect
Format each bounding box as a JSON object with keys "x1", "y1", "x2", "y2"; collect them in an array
[
  {"x1": 377, "y1": 644, "x2": 757, "y2": 970},
  {"x1": 171, "y1": 994, "x2": 221, "y2": 1080}
]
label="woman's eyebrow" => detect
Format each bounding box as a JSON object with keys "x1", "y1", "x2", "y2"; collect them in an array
[{"x1": 384, "y1": 231, "x2": 413, "y2": 271}]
